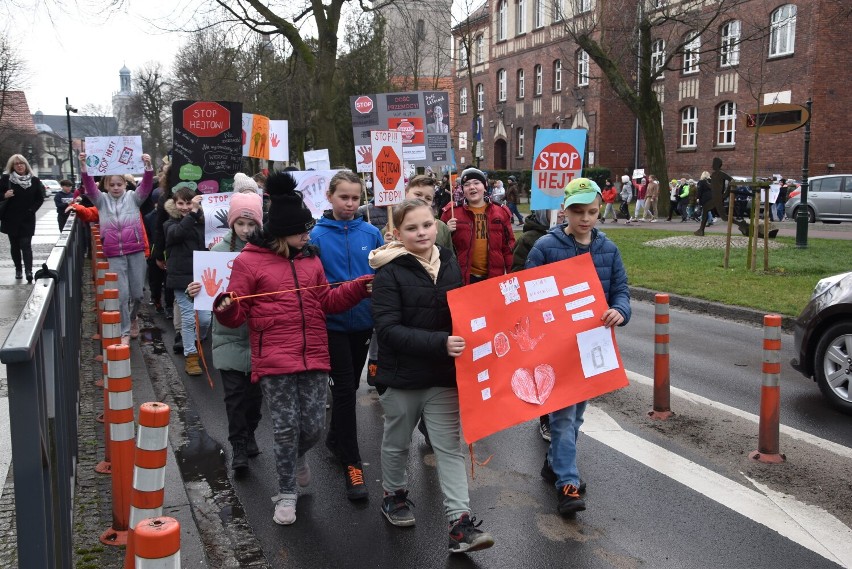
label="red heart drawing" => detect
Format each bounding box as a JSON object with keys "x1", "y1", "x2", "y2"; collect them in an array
[{"x1": 510, "y1": 363, "x2": 555, "y2": 405}]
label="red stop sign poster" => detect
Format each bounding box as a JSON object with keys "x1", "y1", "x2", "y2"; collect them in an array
[
  {"x1": 371, "y1": 130, "x2": 405, "y2": 207},
  {"x1": 530, "y1": 130, "x2": 587, "y2": 211},
  {"x1": 182, "y1": 101, "x2": 231, "y2": 137},
  {"x1": 355, "y1": 96, "x2": 374, "y2": 114}
]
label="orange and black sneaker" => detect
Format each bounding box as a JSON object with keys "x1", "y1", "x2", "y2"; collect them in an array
[
  {"x1": 557, "y1": 484, "x2": 586, "y2": 516},
  {"x1": 448, "y1": 513, "x2": 494, "y2": 553},
  {"x1": 345, "y1": 463, "x2": 368, "y2": 501}
]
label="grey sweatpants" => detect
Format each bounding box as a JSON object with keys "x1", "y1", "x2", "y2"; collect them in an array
[
  {"x1": 110, "y1": 251, "x2": 146, "y2": 337},
  {"x1": 379, "y1": 386, "x2": 470, "y2": 521},
  {"x1": 260, "y1": 371, "x2": 328, "y2": 495}
]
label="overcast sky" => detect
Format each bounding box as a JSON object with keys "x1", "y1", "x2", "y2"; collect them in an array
[{"x1": 7, "y1": 0, "x2": 479, "y2": 117}]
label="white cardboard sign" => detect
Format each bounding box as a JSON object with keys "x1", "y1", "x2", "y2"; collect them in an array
[
  {"x1": 193, "y1": 251, "x2": 240, "y2": 310},
  {"x1": 370, "y1": 130, "x2": 404, "y2": 207},
  {"x1": 84, "y1": 136, "x2": 145, "y2": 174}
]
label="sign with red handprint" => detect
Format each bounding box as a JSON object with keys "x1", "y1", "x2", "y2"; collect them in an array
[
  {"x1": 268, "y1": 120, "x2": 289, "y2": 162},
  {"x1": 447, "y1": 254, "x2": 628, "y2": 443},
  {"x1": 192, "y1": 251, "x2": 240, "y2": 310}
]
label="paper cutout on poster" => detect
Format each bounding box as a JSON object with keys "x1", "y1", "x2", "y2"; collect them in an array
[
  {"x1": 192, "y1": 251, "x2": 240, "y2": 310},
  {"x1": 84, "y1": 136, "x2": 145, "y2": 174},
  {"x1": 524, "y1": 276, "x2": 559, "y2": 303},
  {"x1": 201, "y1": 192, "x2": 234, "y2": 249},
  {"x1": 576, "y1": 326, "x2": 619, "y2": 378}
]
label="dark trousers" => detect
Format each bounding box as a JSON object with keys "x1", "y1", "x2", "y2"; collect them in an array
[
  {"x1": 57, "y1": 212, "x2": 70, "y2": 231},
  {"x1": 8, "y1": 235, "x2": 33, "y2": 272},
  {"x1": 326, "y1": 329, "x2": 372, "y2": 465},
  {"x1": 221, "y1": 369, "x2": 263, "y2": 445},
  {"x1": 147, "y1": 258, "x2": 173, "y2": 307}
]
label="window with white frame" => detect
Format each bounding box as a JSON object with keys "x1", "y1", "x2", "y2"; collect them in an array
[
  {"x1": 717, "y1": 102, "x2": 736, "y2": 146},
  {"x1": 552, "y1": 0, "x2": 564, "y2": 22},
  {"x1": 769, "y1": 4, "x2": 796, "y2": 57},
  {"x1": 683, "y1": 32, "x2": 700, "y2": 74},
  {"x1": 575, "y1": 0, "x2": 591, "y2": 13},
  {"x1": 476, "y1": 83, "x2": 485, "y2": 111},
  {"x1": 476, "y1": 35, "x2": 484, "y2": 64},
  {"x1": 720, "y1": 20, "x2": 741, "y2": 67},
  {"x1": 460, "y1": 87, "x2": 468, "y2": 114},
  {"x1": 497, "y1": 69, "x2": 507, "y2": 101},
  {"x1": 458, "y1": 41, "x2": 469, "y2": 68},
  {"x1": 498, "y1": 0, "x2": 508, "y2": 41},
  {"x1": 651, "y1": 39, "x2": 666, "y2": 76},
  {"x1": 652, "y1": 0, "x2": 665, "y2": 8},
  {"x1": 517, "y1": 69, "x2": 525, "y2": 98},
  {"x1": 534, "y1": 64, "x2": 543, "y2": 95},
  {"x1": 553, "y1": 59, "x2": 562, "y2": 91},
  {"x1": 516, "y1": 0, "x2": 526, "y2": 34},
  {"x1": 534, "y1": 0, "x2": 545, "y2": 28},
  {"x1": 577, "y1": 50, "x2": 589, "y2": 86},
  {"x1": 517, "y1": 127, "x2": 525, "y2": 156},
  {"x1": 680, "y1": 106, "x2": 697, "y2": 148}
]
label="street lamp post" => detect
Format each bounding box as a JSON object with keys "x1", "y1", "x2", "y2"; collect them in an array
[{"x1": 65, "y1": 98, "x2": 78, "y2": 185}]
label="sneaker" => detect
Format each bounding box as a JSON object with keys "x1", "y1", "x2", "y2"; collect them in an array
[
  {"x1": 14, "y1": 269, "x2": 22, "y2": 280},
  {"x1": 173, "y1": 333, "x2": 183, "y2": 355},
  {"x1": 296, "y1": 455, "x2": 311, "y2": 487},
  {"x1": 345, "y1": 463, "x2": 368, "y2": 500},
  {"x1": 557, "y1": 484, "x2": 586, "y2": 516},
  {"x1": 184, "y1": 353, "x2": 203, "y2": 376},
  {"x1": 272, "y1": 493, "x2": 297, "y2": 525},
  {"x1": 381, "y1": 489, "x2": 416, "y2": 527},
  {"x1": 165, "y1": 305, "x2": 174, "y2": 320},
  {"x1": 539, "y1": 421, "x2": 551, "y2": 442},
  {"x1": 246, "y1": 433, "x2": 260, "y2": 457},
  {"x1": 650, "y1": 219, "x2": 657, "y2": 223},
  {"x1": 540, "y1": 457, "x2": 586, "y2": 493},
  {"x1": 130, "y1": 318, "x2": 140, "y2": 339},
  {"x1": 448, "y1": 514, "x2": 494, "y2": 553},
  {"x1": 231, "y1": 440, "x2": 248, "y2": 472},
  {"x1": 154, "y1": 301, "x2": 165, "y2": 314}
]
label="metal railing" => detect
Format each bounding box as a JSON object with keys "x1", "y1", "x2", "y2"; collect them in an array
[{"x1": 0, "y1": 213, "x2": 84, "y2": 569}]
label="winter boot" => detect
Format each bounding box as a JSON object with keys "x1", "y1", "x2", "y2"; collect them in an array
[{"x1": 184, "y1": 353, "x2": 202, "y2": 376}]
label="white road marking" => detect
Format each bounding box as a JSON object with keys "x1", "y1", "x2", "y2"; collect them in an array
[
  {"x1": 583, "y1": 405, "x2": 852, "y2": 568},
  {"x1": 627, "y1": 370, "x2": 852, "y2": 460}
]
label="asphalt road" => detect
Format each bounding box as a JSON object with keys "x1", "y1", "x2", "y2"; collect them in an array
[{"x1": 145, "y1": 294, "x2": 852, "y2": 568}]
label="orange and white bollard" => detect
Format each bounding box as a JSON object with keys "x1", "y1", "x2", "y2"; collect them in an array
[
  {"x1": 750, "y1": 315, "x2": 786, "y2": 464},
  {"x1": 93, "y1": 260, "x2": 109, "y2": 326},
  {"x1": 124, "y1": 402, "x2": 171, "y2": 569},
  {"x1": 134, "y1": 517, "x2": 181, "y2": 568},
  {"x1": 100, "y1": 344, "x2": 135, "y2": 546},
  {"x1": 95, "y1": 310, "x2": 121, "y2": 472},
  {"x1": 648, "y1": 293, "x2": 674, "y2": 420},
  {"x1": 94, "y1": 272, "x2": 120, "y2": 349}
]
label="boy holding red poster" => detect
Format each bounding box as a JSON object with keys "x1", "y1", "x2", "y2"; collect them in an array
[{"x1": 525, "y1": 177, "x2": 631, "y2": 516}]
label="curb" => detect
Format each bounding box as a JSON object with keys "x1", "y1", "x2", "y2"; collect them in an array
[{"x1": 630, "y1": 286, "x2": 796, "y2": 333}]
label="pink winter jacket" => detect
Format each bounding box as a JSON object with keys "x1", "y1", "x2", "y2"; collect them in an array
[
  {"x1": 214, "y1": 243, "x2": 371, "y2": 383},
  {"x1": 83, "y1": 170, "x2": 154, "y2": 258}
]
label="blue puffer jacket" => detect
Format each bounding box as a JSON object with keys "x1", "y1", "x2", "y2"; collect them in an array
[
  {"x1": 526, "y1": 225, "x2": 631, "y2": 324},
  {"x1": 310, "y1": 212, "x2": 384, "y2": 332}
]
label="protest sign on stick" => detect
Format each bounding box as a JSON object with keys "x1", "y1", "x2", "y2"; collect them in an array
[
  {"x1": 193, "y1": 251, "x2": 239, "y2": 310},
  {"x1": 370, "y1": 130, "x2": 404, "y2": 209},
  {"x1": 84, "y1": 136, "x2": 145, "y2": 175},
  {"x1": 530, "y1": 130, "x2": 586, "y2": 211},
  {"x1": 201, "y1": 192, "x2": 234, "y2": 249}
]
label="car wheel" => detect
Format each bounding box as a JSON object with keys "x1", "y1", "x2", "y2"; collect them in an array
[
  {"x1": 813, "y1": 322, "x2": 852, "y2": 415},
  {"x1": 794, "y1": 206, "x2": 816, "y2": 224}
]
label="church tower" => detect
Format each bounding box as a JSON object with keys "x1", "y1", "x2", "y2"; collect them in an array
[{"x1": 112, "y1": 65, "x2": 134, "y2": 134}]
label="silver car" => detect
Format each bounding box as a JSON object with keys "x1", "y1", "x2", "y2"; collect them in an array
[
  {"x1": 785, "y1": 174, "x2": 852, "y2": 223},
  {"x1": 42, "y1": 179, "x2": 62, "y2": 198}
]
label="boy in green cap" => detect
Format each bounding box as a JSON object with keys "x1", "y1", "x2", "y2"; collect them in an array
[{"x1": 525, "y1": 177, "x2": 631, "y2": 517}]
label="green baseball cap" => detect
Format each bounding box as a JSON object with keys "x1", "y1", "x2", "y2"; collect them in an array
[{"x1": 563, "y1": 177, "x2": 602, "y2": 208}]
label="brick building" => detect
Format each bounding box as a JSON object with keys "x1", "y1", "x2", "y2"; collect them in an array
[{"x1": 452, "y1": 0, "x2": 851, "y2": 181}]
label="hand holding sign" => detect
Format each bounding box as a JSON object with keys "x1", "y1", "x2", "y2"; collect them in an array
[{"x1": 201, "y1": 267, "x2": 223, "y2": 297}]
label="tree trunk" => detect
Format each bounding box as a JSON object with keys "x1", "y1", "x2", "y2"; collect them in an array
[{"x1": 637, "y1": 107, "x2": 670, "y2": 215}]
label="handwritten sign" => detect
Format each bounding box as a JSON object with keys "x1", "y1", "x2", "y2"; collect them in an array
[
  {"x1": 193, "y1": 251, "x2": 239, "y2": 310},
  {"x1": 371, "y1": 130, "x2": 404, "y2": 207},
  {"x1": 304, "y1": 149, "x2": 331, "y2": 171},
  {"x1": 84, "y1": 136, "x2": 144, "y2": 175},
  {"x1": 531, "y1": 129, "x2": 586, "y2": 210},
  {"x1": 447, "y1": 254, "x2": 628, "y2": 443},
  {"x1": 202, "y1": 192, "x2": 234, "y2": 249}
]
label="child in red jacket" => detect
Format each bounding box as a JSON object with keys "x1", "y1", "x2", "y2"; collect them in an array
[{"x1": 213, "y1": 172, "x2": 370, "y2": 526}]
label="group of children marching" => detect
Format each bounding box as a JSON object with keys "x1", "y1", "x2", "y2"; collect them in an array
[{"x1": 81, "y1": 150, "x2": 630, "y2": 555}]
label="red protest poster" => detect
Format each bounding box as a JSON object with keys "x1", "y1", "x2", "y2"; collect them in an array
[{"x1": 446, "y1": 254, "x2": 629, "y2": 443}]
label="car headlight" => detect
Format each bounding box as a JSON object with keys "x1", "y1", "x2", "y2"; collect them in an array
[{"x1": 812, "y1": 272, "x2": 852, "y2": 299}]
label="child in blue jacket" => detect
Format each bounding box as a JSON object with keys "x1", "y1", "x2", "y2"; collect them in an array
[{"x1": 525, "y1": 177, "x2": 631, "y2": 517}]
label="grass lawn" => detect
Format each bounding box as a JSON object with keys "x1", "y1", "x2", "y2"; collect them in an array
[{"x1": 513, "y1": 202, "x2": 851, "y2": 316}]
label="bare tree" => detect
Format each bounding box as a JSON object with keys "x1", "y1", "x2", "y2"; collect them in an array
[
  {"x1": 128, "y1": 62, "x2": 173, "y2": 161},
  {"x1": 76, "y1": 104, "x2": 119, "y2": 138},
  {"x1": 384, "y1": 0, "x2": 452, "y2": 90}
]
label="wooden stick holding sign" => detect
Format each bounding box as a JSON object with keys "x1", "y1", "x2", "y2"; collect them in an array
[{"x1": 370, "y1": 130, "x2": 405, "y2": 233}]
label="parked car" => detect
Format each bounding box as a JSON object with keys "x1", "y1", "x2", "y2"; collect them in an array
[
  {"x1": 790, "y1": 271, "x2": 852, "y2": 414},
  {"x1": 785, "y1": 174, "x2": 852, "y2": 223},
  {"x1": 42, "y1": 179, "x2": 61, "y2": 198}
]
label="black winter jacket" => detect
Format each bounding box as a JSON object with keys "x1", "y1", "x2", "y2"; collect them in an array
[
  {"x1": 372, "y1": 247, "x2": 462, "y2": 390},
  {"x1": 163, "y1": 199, "x2": 206, "y2": 289}
]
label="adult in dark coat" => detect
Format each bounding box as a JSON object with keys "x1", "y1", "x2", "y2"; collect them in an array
[
  {"x1": 0, "y1": 154, "x2": 45, "y2": 282},
  {"x1": 709, "y1": 157, "x2": 733, "y2": 220}
]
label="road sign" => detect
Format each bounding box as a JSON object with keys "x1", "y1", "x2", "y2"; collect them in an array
[
  {"x1": 744, "y1": 103, "x2": 810, "y2": 134},
  {"x1": 371, "y1": 130, "x2": 404, "y2": 207},
  {"x1": 183, "y1": 102, "x2": 231, "y2": 137},
  {"x1": 354, "y1": 96, "x2": 374, "y2": 115}
]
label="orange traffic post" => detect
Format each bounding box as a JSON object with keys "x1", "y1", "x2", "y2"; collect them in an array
[
  {"x1": 93, "y1": 260, "x2": 109, "y2": 325},
  {"x1": 648, "y1": 293, "x2": 674, "y2": 420},
  {"x1": 94, "y1": 272, "x2": 119, "y2": 348},
  {"x1": 134, "y1": 517, "x2": 181, "y2": 568},
  {"x1": 124, "y1": 402, "x2": 171, "y2": 569},
  {"x1": 95, "y1": 310, "x2": 121, "y2": 473},
  {"x1": 90, "y1": 227, "x2": 100, "y2": 282},
  {"x1": 750, "y1": 315, "x2": 786, "y2": 464},
  {"x1": 100, "y1": 344, "x2": 135, "y2": 546}
]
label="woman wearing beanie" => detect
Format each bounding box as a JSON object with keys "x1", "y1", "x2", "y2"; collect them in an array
[
  {"x1": 214, "y1": 172, "x2": 372, "y2": 526},
  {"x1": 187, "y1": 191, "x2": 264, "y2": 472},
  {"x1": 309, "y1": 171, "x2": 384, "y2": 502}
]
